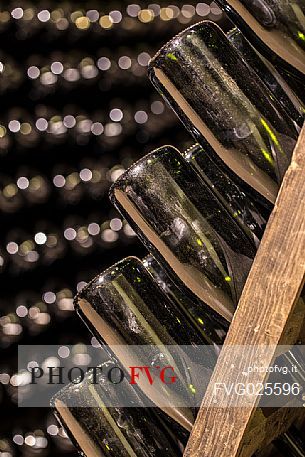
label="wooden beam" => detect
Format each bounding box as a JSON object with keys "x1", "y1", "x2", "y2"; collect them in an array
[{"x1": 184, "y1": 126, "x2": 305, "y2": 457}]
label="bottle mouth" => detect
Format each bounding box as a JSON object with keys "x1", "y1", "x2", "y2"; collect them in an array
[
  {"x1": 149, "y1": 20, "x2": 218, "y2": 65},
  {"x1": 108, "y1": 145, "x2": 182, "y2": 202},
  {"x1": 74, "y1": 256, "x2": 142, "y2": 308}
]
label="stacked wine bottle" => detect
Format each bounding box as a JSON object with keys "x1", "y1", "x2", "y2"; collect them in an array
[{"x1": 52, "y1": 4, "x2": 305, "y2": 457}]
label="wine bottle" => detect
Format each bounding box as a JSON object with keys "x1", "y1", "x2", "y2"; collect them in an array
[
  {"x1": 75, "y1": 256, "x2": 219, "y2": 429},
  {"x1": 72, "y1": 256, "x2": 305, "y2": 456},
  {"x1": 226, "y1": 27, "x2": 305, "y2": 126},
  {"x1": 148, "y1": 21, "x2": 301, "y2": 203},
  {"x1": 52, "y1": 359, "x2": 187, "y2": 457},
  {"x1": 110, "y1": 145, "x2": 257, "y2": 322},
  {"x1": 184, "y1": 143, "x2": 270, "y2": 243},
  {"x1": 71, "y1": 248, "x2": 304, "y2": 455},
  {"x1": 52, "y1": 359, "x2": 305, "y2": 457},
  {"x1": 143, "y1": 254, "x2": 227, "y2": 347},
  {"x1": 215, "y1": 0, "x2": 305, "y2": 82}
]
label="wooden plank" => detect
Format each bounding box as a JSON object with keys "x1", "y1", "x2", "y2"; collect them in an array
[{"x1": 184, "y1": 126, "x2": 305, "y2": 457}]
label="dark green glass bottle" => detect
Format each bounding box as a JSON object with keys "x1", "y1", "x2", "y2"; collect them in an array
[
  {"x1": 143, "y1": 254, "x2": 227, "y2": 347},
  {"x1": 75, "y1": 256, "x2": 219, "y2": 428},
  {"x1": 216, "y1": 0, "x2": 305, "y2": 84},
  {"x1": 52, "y1": 352, "x2": 305, "y2": 457},
  {"x1": 110, "y1": 145, "x2": 257, "y2": 323},
  {"x1": 227, "y1": 27, "x2": 305, "y2": 124},
  {"x1": 52, "y1": 360, "x2": 188, "y2": 457},
  {"x1": 184, "y1": 143, "x2": 270, "y2": 243},
  {"x1": 148, "y1": 21, "x2": 301, "y2": 203}
]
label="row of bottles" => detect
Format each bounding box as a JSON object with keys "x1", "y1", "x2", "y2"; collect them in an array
[
  {"x1": 52, "y1": 254, "x2": 305, "y2": 456},
  {"x1": 52, "y1": 4, "x2": 305, "y2": 457}
]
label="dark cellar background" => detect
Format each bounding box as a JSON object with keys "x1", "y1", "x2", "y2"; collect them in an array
[{"x1": 0, "y1": 2, "x2": 224, "y2": 456}]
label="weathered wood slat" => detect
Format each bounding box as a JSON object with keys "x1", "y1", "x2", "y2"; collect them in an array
[{"x1": 184, "y1": 126, "x2": 305, "y2": 457}]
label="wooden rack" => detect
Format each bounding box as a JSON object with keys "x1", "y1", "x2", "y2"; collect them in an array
[{"x1": 184, "y1": 126, "x2": 305, "y2": 457}]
